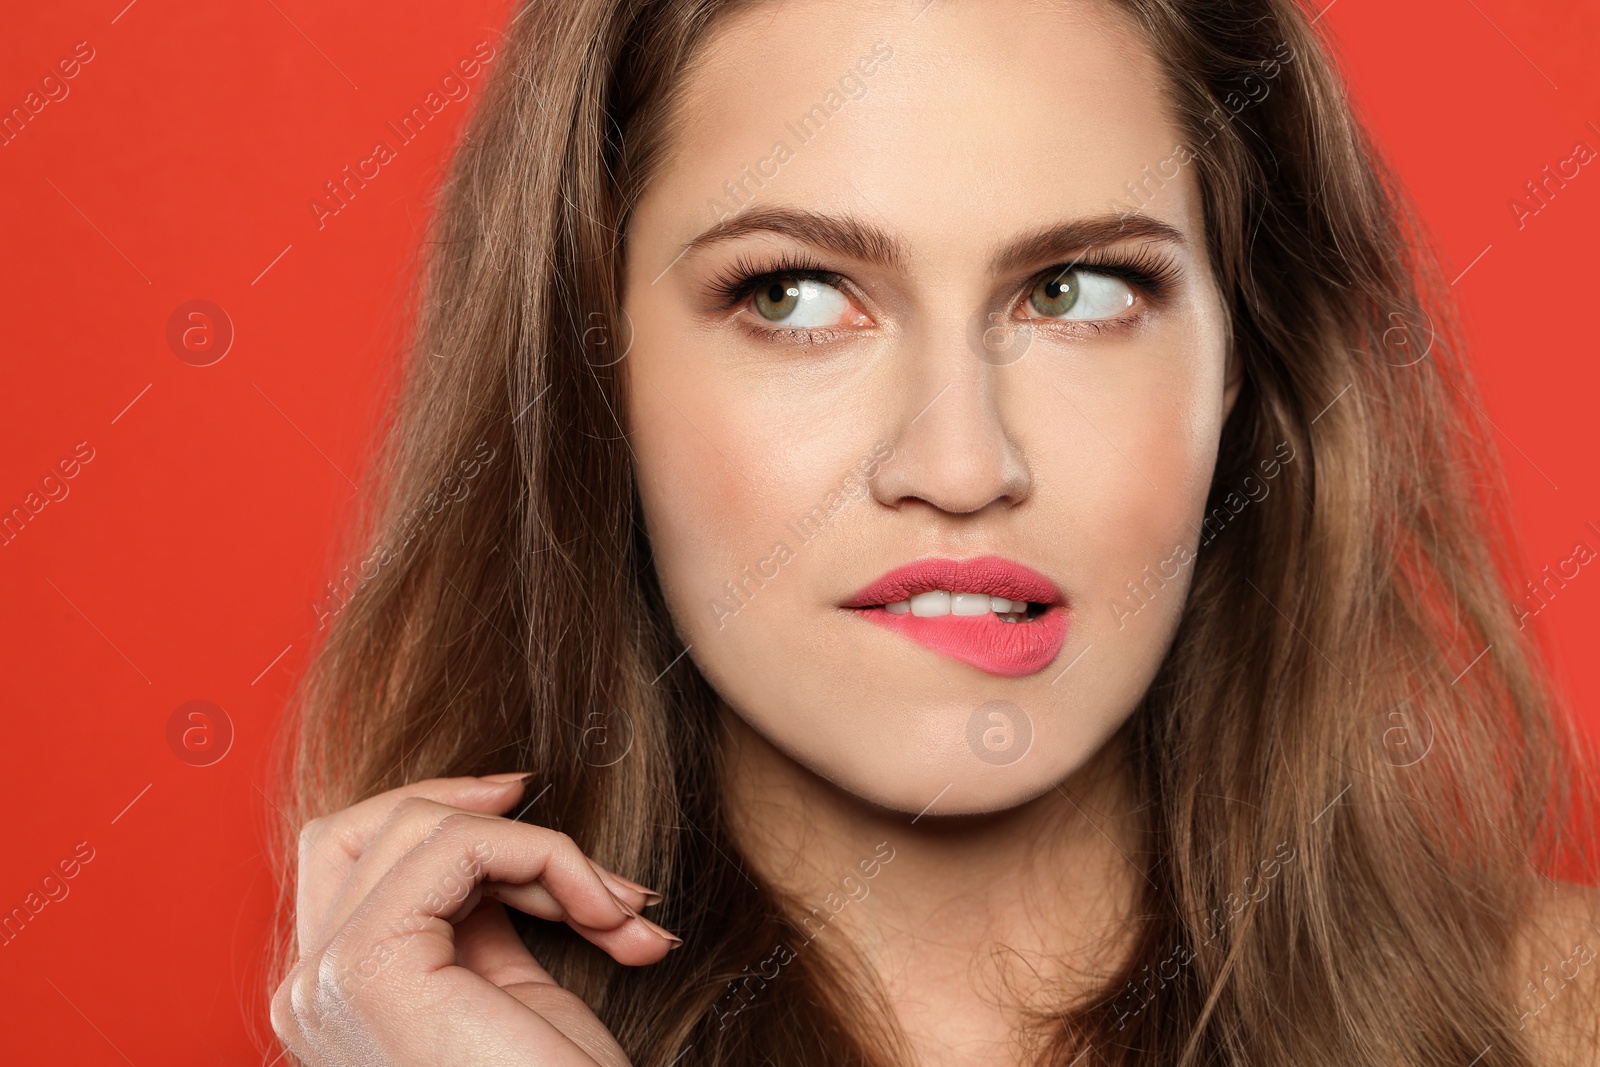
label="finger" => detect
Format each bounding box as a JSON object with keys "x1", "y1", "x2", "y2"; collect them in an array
[
  {"x1": 454, "y1": 898, "x2": 556, "y2": 987},
  {"x1": 451, "y1": 898, "x2": 651, "y2": 1065},
  {"x1": 320, "y1": 796, "x2": 656, "y2": 956},
  {"x1": 590, "y1": 865, "x2": 662, "y2": 908},
  {"x1": 484, "y1": 879, "x2": 682, "y2": 947},
  {"x1": 346, "y1": 812, "x2": 678, "y2": 969},
  {"x1": 295, "y1": 774, "x2": 531, "y2": 953}
]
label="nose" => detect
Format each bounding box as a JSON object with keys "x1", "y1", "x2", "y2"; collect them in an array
[{"x1": 869, "y1": 328, "x2": 1033, "y2": 516}]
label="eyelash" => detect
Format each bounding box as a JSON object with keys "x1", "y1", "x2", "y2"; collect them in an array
[
  {"x1": 706, "y1": 252, "x2": 846, "y2": 309},
  {"x1": 705, "y1": 247, "x2": 1182, "y2": 342}
]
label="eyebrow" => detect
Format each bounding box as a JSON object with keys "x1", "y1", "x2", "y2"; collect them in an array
[
  {"x1": 991, "y1": 215, "x2": 1188, "y2": 275},
  {"x1": 678, "y1": 207, "x2": 1188, "y2": 277}
]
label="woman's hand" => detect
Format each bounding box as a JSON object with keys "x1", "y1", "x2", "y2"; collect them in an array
[{"x1": 271, "y1": 774, "x2": 678, "y2": 1066}]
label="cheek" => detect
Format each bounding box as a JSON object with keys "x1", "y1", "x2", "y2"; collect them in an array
[
  {"x1": 1088, "y1": 410, "x2": 1214, "y2": 621},
  {"x1": 628, "y1": 375, "x2": 755, "y2": 629},
  {"x1": 625, "y1": 328, "x2": 871, "y2": 646},
  {"x1": 1016, "y1": 328, "x2": 1227, "y2": 713},
  {"x1": 1102, "y1": 383, "x2": 1220, "y2": 559}
]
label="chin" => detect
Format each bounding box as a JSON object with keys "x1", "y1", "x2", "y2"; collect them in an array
[
  {"x1": 862, "y1": 769, "x2": 1074, "y2": 820},
  {"x1": 785, "y1": 705, "x2": 1113, "y2": 819},
  {"x1": 691, "y1": 581, "x2": 1161, "y2": 819}
]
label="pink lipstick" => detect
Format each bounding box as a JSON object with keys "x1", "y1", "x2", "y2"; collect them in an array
[{"x1": 844, "y1": 555, "x2": 1069, "y2": 677}]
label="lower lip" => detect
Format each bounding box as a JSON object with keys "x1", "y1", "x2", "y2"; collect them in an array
[{"x1": 851, "y1": 605, "x2": 1070, "y2": 677}]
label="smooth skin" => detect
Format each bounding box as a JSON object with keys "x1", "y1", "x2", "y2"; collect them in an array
[{"x1": 272, "y1": 0, "x2": 1600, "y2": 1064}]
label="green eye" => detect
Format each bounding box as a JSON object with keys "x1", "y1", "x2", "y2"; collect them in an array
[
  {"x1": 1024, "y1": 269, "x2": 1136, "y2": 321},
  {"x1": 754, "y1": 278, "x2": 803, "y2": 321},
  {"x1": 1029, "y1": 271, "x2": 1081, "y2": 317},
  {"x1": 743, "y1": 275, "x2": 862, "y2": 330}
]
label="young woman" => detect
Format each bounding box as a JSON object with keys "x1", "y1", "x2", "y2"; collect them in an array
[{"x1": 266, "y1": 0, "x2": 1600, "y2": 1063}]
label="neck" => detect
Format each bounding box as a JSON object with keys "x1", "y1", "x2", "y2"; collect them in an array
[{"x1": 717, "y1": 704, "x2": 1147, "y2": 1063}]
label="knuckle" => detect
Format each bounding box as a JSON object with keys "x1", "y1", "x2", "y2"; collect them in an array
[
  {"x1": 300, "y1": 813, "x2": 362, "y2": 867},
  {"x1": 430, "y1": 811, "x2": 479, "y2": 840},
  {"x1": 268, "y1": 957, "x2": 329, "y2": 1044},
  {"x1": 271, "y1": 934, "x2": 411, "y2": 1056},
  {"x1": 391, "y1": 794, "x2": 438, "y2": 821},
  {"x1": 296, "y1": 819, "x2": 323, "y2": 858},
  {"x1": 268, "y1": 972, "x2": 297, "y2": 1041},
  {"x1": 383, "y1": 795, "x2": 440, "y2": 837},
  {"x1": 291, "y1": 955, "x2": 326, "y2": 1018},
  {"x1": 318, "y1": 939, "x2": 367, "y2": 1004},
  {"x1": 294, "y1": 936, "x2": 377, "y2": 1026}
]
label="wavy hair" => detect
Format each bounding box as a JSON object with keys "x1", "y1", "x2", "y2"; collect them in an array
[{"x1": 267, "y1": 1, "x2": 1597, "y2": 1063}]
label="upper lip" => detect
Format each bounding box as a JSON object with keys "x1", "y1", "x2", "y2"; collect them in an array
[{"x1": 843, "y1": 555, "x2": 1063, "y2": 608}]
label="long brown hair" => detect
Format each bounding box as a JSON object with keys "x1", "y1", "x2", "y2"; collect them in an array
[{"x1": 267, "y1": 0, "x2": 1597, "y2": 1063}]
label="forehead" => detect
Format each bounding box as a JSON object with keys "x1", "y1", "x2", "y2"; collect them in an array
[{"x1": 645, "y1": 0, "x2": 1196, "y2": 249}]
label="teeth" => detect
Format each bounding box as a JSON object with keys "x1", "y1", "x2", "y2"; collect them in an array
[
  {"x1": 951, "y1": 592, "x2": 989, "y2": 616},
  {"x1": 882, "y1": 592, "x2": 1035, "y2": 618}
]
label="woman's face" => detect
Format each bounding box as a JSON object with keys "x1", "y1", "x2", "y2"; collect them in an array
[{"x1": 622, "y1": 0, "x2": 1236, "y2": 815}]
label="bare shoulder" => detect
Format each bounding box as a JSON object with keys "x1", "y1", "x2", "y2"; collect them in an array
[{"x1": 1513, "y1": 879, "x2": 1600, "y2": 1066}]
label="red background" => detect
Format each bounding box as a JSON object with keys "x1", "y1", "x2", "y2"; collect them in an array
[{"x1": 1, "y1": 0, "x2": 1597, "y2": 1061}]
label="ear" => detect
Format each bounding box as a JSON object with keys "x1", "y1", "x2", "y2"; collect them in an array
[{"x1": 1222, "y1": 346, "x2": 1243, "y2": 422}]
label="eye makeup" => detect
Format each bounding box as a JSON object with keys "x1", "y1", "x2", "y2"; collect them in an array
[{"x1": 697, "y1": 240, "x2": 1184, "y2": 346}]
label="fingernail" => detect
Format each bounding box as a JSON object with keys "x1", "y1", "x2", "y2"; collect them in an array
[
  {"x1": 609, "y1": 872, "x2": 664, "y2": 905},
  {"x1": 591, "y1": 865, "x2": 663, "y2": 908},
  {"x1": 638, "y1": 915, "x2": 682, "y2": 946},
  {"x1": 480, "y1": 771, "x2": 534, "y2": 784},
  {"x1": 609, "y1": 889, "x2": 638, "y2": 919}
]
